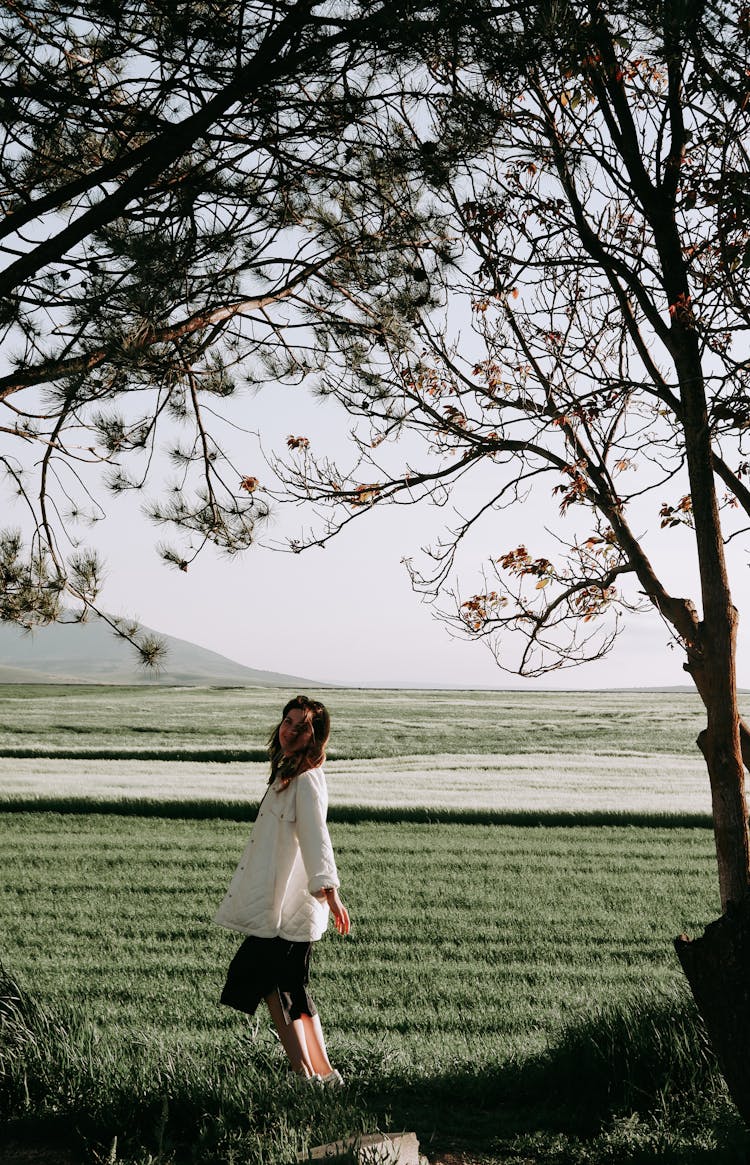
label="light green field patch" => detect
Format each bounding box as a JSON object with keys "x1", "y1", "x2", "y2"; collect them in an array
[
  {"x1": 0, "y1": 755, "x2": 269, "y2": 801},
  {"x1": 0, "y1": 683, "x2": 723, "y2": 757},
  {"x1": 0, "y1": 750, "x2": 711, "y2": 813},
  {"x1": 328, "y1": 753, "x2": 712, "y2": 814}
]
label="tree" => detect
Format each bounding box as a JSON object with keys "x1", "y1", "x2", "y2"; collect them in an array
[
  {"x1": 0, "y1": 0, "x2": 444, "y2": 657},
  {"x1": 265, "y1": 0, "x2": 750, "y2": 1118},
  {"x1": 4, "y1": 0, "x2": 750, "y2": 1123}
]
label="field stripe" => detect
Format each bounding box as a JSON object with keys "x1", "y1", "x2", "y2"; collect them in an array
[
  {"x1": 0, "y1": 751, "x2": 712, "y2": 814},
  {"x1": 0, "y1": 685, "x2": 727, "y2": 760},
  {"x1": 0, "y1": 796, "x2": 714, "y2": 826}
]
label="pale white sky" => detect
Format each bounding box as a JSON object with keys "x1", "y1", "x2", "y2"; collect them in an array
[
  {"x1": 3, "y1": 35, "x2": 748, "y2": 692},
  {"x1": 85, "y1": 378, "x2": 750, "y2": 690},
  {"x1": 4, "y1": 283, "x2": 748, "y2": 690}
]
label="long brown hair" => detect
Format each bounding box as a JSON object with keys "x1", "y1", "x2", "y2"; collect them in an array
[{"x1": 268, "y1": 695, "x2": 331, "y2": 789}]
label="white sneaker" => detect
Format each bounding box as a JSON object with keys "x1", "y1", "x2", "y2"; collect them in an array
[
  {"x1": 293, "y1": 1071, "x2": 322, "y2": 1085},
  {"x1": 319, "y1": 1069, "x2": 344, "y2": 1087}
]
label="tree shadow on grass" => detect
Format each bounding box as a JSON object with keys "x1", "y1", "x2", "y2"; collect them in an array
[
  {"x1": 0, "y1": 1122, "x2": 81, "y2": 1165},
  {"x1": 3, "y1": 967, "x2": 750, "y2": 1165},
  {"x1": 360, "y1": 992, "x2": 750, "y2": 1164}
]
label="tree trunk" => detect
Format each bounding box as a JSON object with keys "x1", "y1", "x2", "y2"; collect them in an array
[
  {"x1": 688, "y1": 626, "x2": 750, "y2": 914},
  {"x1": 667, "y1": 314, "x2": 750, "y2": 1119},
  {"x1": 675, "y1": 642, "x2": 750, "y2": 1127},
  {"x1": 675, "y1": 897, "x2": 750, "y2": 1126}
]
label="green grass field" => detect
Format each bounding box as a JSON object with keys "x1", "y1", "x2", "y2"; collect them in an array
[
  {"x1": 0, "y1": 812, "x2": 721, "y2": 1054},
  {"x1": 1, "y1": 684, "x2": 748, "y2": 1164},
  {"x1": 0, "y1": 683, "x2": 725, "y2": 758},
  {"x1": 2, "y1": 808, "x2": 746, "y2": 1163}
]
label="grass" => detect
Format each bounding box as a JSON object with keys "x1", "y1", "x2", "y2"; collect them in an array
[
  {"x1": 0, "y1": 681, "x2": 746, "y2": 1162},
  {"x1": 2, "y1": 810, "x2": 746, "y2": 1162},
  {"x1": 0, "y1": 684, "x2": 728, "y2": 759},
  {"x1": 2, "y1": 968, "x2": 744, "y2": 1165},
  {"x1": 0, "y1": 968, "x2": 376, "y2": 1165},
  {"x1": 0, "y1": 795, "x2": 715, "y2": 827}
]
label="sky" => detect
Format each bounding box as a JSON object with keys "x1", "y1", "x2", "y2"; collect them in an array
[
  {"x1": 4, "y1": 267, "x2": 749, "y2": 692},
  {"x1": 81, "y1": 377, "x2": 750, "y2": 692},
  {"x1": 98, "y1": 515, "x2": 719, "y2": 690},
  {"x1": 4, "y1": 35, "x2": 748, "y2": 695}
]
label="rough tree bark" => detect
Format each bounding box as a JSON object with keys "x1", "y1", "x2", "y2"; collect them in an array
[
  {"x1": 675, "y1": 898, "x2": 750, "y2": 1125},
  {"x1": 669, "y1": 319, "x2": 750, "y2": 1119}
]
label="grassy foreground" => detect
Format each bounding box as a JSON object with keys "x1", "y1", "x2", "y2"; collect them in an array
[{"x1": 2, "y1": 809, "x2": 748, "y2": 1163}]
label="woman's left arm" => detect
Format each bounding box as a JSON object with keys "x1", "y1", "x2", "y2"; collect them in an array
[
  {"x1": 296, "y1": 771, "x2": 351, "y2": 935},
  {"x1": 295, "y1": 769, "x2": 340, "y2": 895}
]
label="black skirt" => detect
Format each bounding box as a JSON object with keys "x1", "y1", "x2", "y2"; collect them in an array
[{"x1": 220, "y1": 936, "x2": 317, "y2": 1024}]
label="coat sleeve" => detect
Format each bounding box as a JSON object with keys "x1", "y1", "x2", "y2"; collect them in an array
[{"x1": 295, "y1": 768, "x2": 340, "y2": 895}]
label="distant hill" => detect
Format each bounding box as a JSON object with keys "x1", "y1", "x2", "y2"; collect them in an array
[{"x1": 0, "y1": 619, "x2": 321, "y2": 687}]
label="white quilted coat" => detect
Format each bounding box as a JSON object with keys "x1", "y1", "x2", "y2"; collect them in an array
[{"x1": 213, "y1": 766, "x2": 340, "y2": 942}]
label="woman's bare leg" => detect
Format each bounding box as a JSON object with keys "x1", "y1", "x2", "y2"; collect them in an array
[
  {"x1": 299, "y1": 1012, "x2": 333, "y2": 1076},
  {"x1": 264, "y1": 992, "x2": 314, "y2": 1076}
]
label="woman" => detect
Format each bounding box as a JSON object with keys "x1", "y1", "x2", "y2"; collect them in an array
[{"x1": 214, "y1": 695, "x2": 350, "y2": 1084}]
